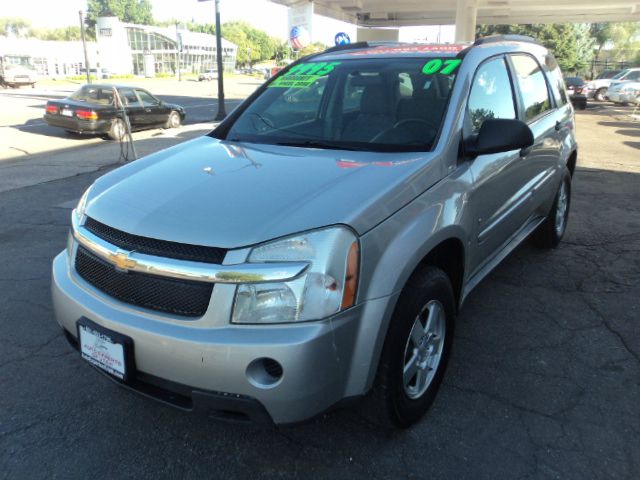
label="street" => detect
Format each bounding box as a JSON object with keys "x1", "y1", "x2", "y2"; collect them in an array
[{"x1": 0, "y1": 86, "x2": 639, "y2": 479}]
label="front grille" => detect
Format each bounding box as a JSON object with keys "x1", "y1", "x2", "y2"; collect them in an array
[
  {"x1": 84, "y1": 217, "x2": 227, "y2": 264},
  {"x1": 75, "y1": 246, "x2": 213, "y2": 317}
]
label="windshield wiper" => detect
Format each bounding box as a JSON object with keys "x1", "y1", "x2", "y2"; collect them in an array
[{"x1": 274, "y1": 140, "x2": 361, "y2": 151}]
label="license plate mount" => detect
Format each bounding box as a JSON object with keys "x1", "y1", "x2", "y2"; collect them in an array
[{"x1": 77, "y1": 317, "x2": 135, "y2": 382}]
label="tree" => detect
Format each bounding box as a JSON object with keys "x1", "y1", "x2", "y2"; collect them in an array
[
  {"x1": 221, "y1": 21, "x2": 278, "y2": 66},
  {"x1": 476, "y1": 23, "x2": 594, "y2": 74},
  {"x1": 85, "y1": 0, "x2": 154, "y2": 35},
  {"x1": 30, "y1": 26, "x2": 84, "y2": 41},
  {"x1": 0, "y1": 18, "x2": 32, "y2": 38},
  {"x1": 298, "y1": 42, "x2": 327, "y2": 58}
]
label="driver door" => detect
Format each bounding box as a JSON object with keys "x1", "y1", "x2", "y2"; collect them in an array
[
  {"x1": 136, "y1": 89, "x2": 168, "y2": 126},
  {"x1": 466, "y1": 56, "x2": 535, "y2": 274}
]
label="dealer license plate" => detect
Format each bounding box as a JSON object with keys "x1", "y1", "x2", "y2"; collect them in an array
[
  {"x1": 62, "y1": 108, "x2": 73, "y2": 117},
  {"x1": 78, "y1": 318, "x2": 130, "y2": 380}
]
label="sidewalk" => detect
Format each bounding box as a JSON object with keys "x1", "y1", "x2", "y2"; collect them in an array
[{"x1": 0, "y1": 122, "x2": 216, "y2": 193}]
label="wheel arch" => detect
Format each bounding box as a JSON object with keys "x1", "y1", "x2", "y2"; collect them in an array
[{"x1": 351, "y1": 225, "x2": 468, "y2": 396}]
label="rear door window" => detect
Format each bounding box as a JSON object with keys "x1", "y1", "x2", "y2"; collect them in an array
[
  {"x1": 467, "y1": 56, "x2": 517, "y2": 133},
  {"x1": 117, "y1": 88, "x2": 141, "y2": 107},
  {"x1": 510, "y1": 55, "x2": 553, "y2": 122}
]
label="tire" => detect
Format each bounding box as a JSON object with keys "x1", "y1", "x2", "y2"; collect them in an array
[
  {"x1": 594, "y1": 88, "x2": 607, "y2": 102},
  {"x1": 165, "y1": 111, "x2": 181, "y2": 129},
  {"x1": 531, "y1": 170, "x2": 571, "y2": 249},
  {"x1": 108, "y1": 118, "x2": 126, "y2": 141},
  {"x1": 365, "y1": 266, "x2": 455, "y2": 428}
]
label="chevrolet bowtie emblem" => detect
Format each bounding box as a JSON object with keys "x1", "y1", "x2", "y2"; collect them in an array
[{"x1": 109, "y1": 250, "x2": 137, "y2": 271}]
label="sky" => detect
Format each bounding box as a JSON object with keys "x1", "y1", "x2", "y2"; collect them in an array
[{"x1": 1, "y1": 0, "x2": 455, "y2": 44}]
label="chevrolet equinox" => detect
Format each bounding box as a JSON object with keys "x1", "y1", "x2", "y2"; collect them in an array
[{"x1": 52, "y1": 35, "x2": 577, "y2": 427}]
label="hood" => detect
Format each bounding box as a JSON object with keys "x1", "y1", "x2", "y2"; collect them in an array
[
  {"x1": 85, "y1": 136, "x2": 442, "y2": 249},
  {"x1": 587, "y1": 79, "x2": 612, "y2": 88}
]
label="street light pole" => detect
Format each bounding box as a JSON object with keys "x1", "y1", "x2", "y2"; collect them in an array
[
  {"x1": 198, "y1": 0, "x2": 226, "y2": 120},
  {"x1": 79, "y1": 10, "x2": 91, "y2": 84},
  {"x1": 214, "y1": 0, "x2": 226, "y2": 120},
  {"x1": 175, "y1": 22, "x2": 181, "y2": 82}
]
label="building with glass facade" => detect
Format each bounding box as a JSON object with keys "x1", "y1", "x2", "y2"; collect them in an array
[{"x1": 96, "y1": 17, "x2": 237, "y2": 77}]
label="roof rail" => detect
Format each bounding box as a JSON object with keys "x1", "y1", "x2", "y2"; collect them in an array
[
  {"x1": 322, "y1": 41, "x2": 371, "y2": 54},
  {"x1": 473, "y1": 34, "x2": 540, "y2": 46}
]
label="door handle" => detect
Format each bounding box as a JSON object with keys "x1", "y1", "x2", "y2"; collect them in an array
[{"x1": 554, "y1": 121, "x2": 562, "y2": 131}]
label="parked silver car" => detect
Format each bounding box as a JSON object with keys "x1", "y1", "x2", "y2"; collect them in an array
[
  {"x1": 198, "y1": 69, "x2": 218, "y2": 81},
  {"x1": 52, "y1": 35, "x2": 577, "y2": 427}
]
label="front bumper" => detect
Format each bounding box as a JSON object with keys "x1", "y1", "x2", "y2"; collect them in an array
[
  {"x1": 52, "y1": 250, "x2": 369, "y2": 424},
  {"x1": 43, "y1": 114, "x2": 110, "y2": 134}
]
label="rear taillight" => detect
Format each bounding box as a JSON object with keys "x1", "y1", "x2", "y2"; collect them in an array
[
  {"x1": 76, "y1": 109, "x2": 98, "y2": 120},
  {"x1": 45, "y1": 104, "x2": 58, "y2": 114}
]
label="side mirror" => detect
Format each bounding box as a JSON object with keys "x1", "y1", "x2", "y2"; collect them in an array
[{"x1": 465, "y1": 118, "x2": 534, "y2": 157}]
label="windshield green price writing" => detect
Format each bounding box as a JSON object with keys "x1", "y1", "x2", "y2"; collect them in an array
[
  {"x1": 269, "y1": 61, "x2": 341, "y2": 88},
  {"x1": 422, "y1": 59, "x2": 462, "y2": 75}
]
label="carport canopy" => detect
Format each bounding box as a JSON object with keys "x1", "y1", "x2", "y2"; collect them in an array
[{"x1": 271, "y1": 0, "x2": 640, "y2": 42}]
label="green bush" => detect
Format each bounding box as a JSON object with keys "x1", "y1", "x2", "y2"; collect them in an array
[
  {"x1": 67, "y1": 74, "x2": 97, "y2": 81},
  {"x1": 155, "y1": 72, "x2": 173, "y2": 78}
]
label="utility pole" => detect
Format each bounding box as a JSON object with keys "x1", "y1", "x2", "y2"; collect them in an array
[
  {"x1": 79, "y1": 10, "x2": 91, "y2": 84},
  {"x1": 175, "y1": 22, "x2": 181, "y2": 81},
  {"x1": 198, "y1": 0, "x2": 226, "y2": 120},
  {"x1": 214, "y1": 0, "x2": 226, "y2": 120}
]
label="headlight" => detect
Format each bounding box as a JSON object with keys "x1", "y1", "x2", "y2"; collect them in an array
[
  {"x1": 75, "y1": 184, "x2": 93, "y2": 219},
  {"x1": 232, "y1": 227, "x2": 359, "y2": 324}
]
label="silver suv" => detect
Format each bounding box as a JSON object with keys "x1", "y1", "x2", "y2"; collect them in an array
[{"x1": 52, "y1": 36, "x2": 577, "y2": 427}]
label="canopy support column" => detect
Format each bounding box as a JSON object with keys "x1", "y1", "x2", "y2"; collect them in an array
[{"x1": 455, "y1": 0, "x2": 478, "y2": 42}]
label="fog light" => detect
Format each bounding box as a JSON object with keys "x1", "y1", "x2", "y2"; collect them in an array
[{"x1": 246, "y1": 357, "x2": 283, "y2": 388}]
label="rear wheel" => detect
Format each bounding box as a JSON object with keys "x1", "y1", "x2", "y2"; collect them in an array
[
  {"x1": 108, "y1": 118, "x2": 126, "y2": 141},
  {"x1": 366, "y1": 266, "x2": 455, "y2": 428},
  {"x1": 165, "y1": 111, "x2": 181, "y2": 129},
  {"x1": 531, "y1": 170, "x2": 571, "y2": 248}
]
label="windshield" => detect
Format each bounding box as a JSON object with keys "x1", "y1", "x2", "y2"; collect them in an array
[
  {"x1": 3, "y1": 55, "x2": 33, "y2": 68},
  {"x1": 597, "y1": 70, "x2": 620, "y2": 79},
  {"x1": 612, "y1": 69, "x2": 630, "y2": 80},
  {"x1": 70, "y1": 85, "x2": 115, "y2": 105},
  {"x1": 224, "y1": 57, "x2": 460, "y2": 152}
]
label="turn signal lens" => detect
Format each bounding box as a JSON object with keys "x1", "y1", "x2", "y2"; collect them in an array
[
  {"x1": 341, "y1": 241, "x2": 359, "y2": 309},
  {"x1": 76, "y1": 109, "x2": 98, "y2": 120}
]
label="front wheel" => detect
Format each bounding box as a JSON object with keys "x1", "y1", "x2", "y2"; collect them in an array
[
  {"x1": 594, "y1": 88, "x2": 607, "y2": 102},
  {"x1": 531, "y1": 170, "x2": 571, "y2": 248},
  {"x1": 366, "y1": 266, "x2": 455, "y2": 428},
  {"x1": 165, "y1": 111, "x2": 181, "y2": 129}
]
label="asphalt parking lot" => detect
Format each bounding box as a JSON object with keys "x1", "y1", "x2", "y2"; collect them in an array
[{"x1": 0, "y1": 95, "x2": 638, "y2": 479}]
